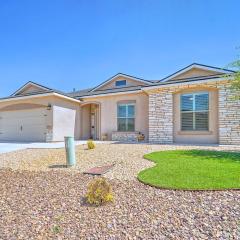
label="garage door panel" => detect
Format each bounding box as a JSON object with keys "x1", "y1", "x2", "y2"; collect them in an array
[{"x1": 0, "y1": 109, "x2": 47, "y2": 142}]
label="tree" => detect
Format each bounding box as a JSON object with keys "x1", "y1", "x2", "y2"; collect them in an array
[{"x1": 230, "y1": 59, "x2": 240, "y2": 92}]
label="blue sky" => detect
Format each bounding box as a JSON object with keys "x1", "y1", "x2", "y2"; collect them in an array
[{"x1": 0, "y1": 0, "x2": 239, "y2": 97}]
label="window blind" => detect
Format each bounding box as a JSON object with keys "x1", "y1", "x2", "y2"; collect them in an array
[{"x1": 181, "y1": 92, "x2": 209, "y2": 131}]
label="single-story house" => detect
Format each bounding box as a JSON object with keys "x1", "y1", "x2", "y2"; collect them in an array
[{"x1": 0, "y1": 63, "x2": 239, "y2": 145}]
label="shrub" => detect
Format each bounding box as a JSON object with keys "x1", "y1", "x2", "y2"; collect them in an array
[
  {"x1": 87, "y1": 139, "x2": 96, "y2": 149},
  {"x1": 52, "y1": 225, "x2": 61, "y2": 234},
  {"x1": 85, "y1": 178, "x2": 114, "y2": 205}
]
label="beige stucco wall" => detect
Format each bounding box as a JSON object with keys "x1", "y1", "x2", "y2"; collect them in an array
[
  {"x1": 96, "y1": 76, "x2": 147, "y2": 91},
  {"x1": 81, "y1": 92, "x2": 149, "y2": 140},
  {"x1": 173, "y1": 88, "x2": 219, "y2": 144},
  {"x1": 52, "y1": 106, "x2": 76, "y2": 141},
  {"x1": 171, "y1": 68, "x2": 221, "y2": 81},
  {"x1": 49, "y1": 97, "x2": 81, "y2": 141},
  {"x1": 0, "y1": 103, "x2": 46, "y2": 111},
  {"x1": 0, "y1": 96, "x2": 53, "y2": 109}
]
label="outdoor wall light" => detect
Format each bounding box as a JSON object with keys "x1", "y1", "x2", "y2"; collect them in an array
[{"x1": 47, "y1": 103, "x2": 52, "y2": 110}]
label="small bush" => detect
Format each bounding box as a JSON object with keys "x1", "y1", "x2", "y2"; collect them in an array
[
  {"x1": 52, "y1": 225, "x2": 61, "y2": 234},
  {"x1": 85, "y1": 178, "x2": 114, "y2": 205},
  {"x1": 87, "y1": 139, "x2": 96, "y2": 149}
]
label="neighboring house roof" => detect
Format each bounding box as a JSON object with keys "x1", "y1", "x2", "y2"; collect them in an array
[
  {"x1": 160, "y1": 63, "x2": 235, "y2": 82},
  {"x1": 89, "y1": 73, "x2": 154, "y2": 92}
]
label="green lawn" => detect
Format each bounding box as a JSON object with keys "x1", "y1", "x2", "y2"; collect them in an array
[{"x1": 138, "y1": 150, "x2": 240, "y2": 190}]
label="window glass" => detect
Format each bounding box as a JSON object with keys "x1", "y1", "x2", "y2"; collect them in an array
[
  {"x1": 195, "y1": 112, "x2": 209, "y2": 131},
  {"x1": 127, "y1": 105, "x2": 135, "y2": 118},
  {"x1": 181, "y1": 112, "x2": 194, "y2": 131},
  {"x1": 115, "y1": 80, "x2": 127, "y2": 87},
  {"x1": 117, "y1": 118, "x2": 126, "y2": 131},
  {"x1": 127, "y1": 118, "x2": 135, "y2": 131},
  {"x1": 181, "y1": 92, "x2": 209, "y2": 131},
  {"x1": 195, "y1": 93, "x2": 209, "y2": 111},
  {"x1": 118, "y1": 105, "x2": 127, "y2": 118},
  {"x1": 181, "y1": 95, "x2": 193, "y2": 111},
  {"x1": 117, "y1": 104, "x2": 135, "y2": 131}
]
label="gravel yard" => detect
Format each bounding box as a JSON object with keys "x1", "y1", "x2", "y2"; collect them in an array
[
  {"x1": 0, "y1": 143, "x2": 239, "y2": 239},
  {"x1": 1, "y1": 143, "x2": 240, "y2": 180},
  {"x1": 0, "y1": 170, "x2": 239, "y2": 239}
]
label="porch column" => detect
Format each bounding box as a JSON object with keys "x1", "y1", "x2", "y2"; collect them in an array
[
  {"x1": 218, "y1": 83, "x2": 240, "y2": 144},
  {"x1": 148, "y1": 89, "x2": 174, "y2": 144}
]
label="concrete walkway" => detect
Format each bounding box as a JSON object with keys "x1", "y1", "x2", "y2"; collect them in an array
[
  {"x1": 0, "y1": 141, "x2": 110, "y2": 154},
  {"x1": 0, "y1": 141, "x2": 239, "y2": 155}
]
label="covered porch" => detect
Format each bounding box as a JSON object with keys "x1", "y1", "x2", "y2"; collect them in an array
[{"x1": 80, "y1": 102, "x2": 101, "y2": 140}]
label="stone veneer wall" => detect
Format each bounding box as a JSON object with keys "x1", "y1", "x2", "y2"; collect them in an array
[
  {"x1": 112, "y1": 132, "x2": 140, "y2": 142},
  {"x1": 218, "y1": 83, "x2": 240, "y2": 144},
  {"x1": 148, "y1": 89, "x2": 173, "y2": 143},
  {"x1": 147, "y1": 80, "x2": 240, "y2": 145}
]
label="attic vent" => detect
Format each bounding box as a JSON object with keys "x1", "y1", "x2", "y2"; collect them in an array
[{"x1": 115, "y1": 80, "x2": 126, "y2": 87}]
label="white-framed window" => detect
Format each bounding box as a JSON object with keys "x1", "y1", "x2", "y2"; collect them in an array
[
  {"x1": 181, "y1": 92, "x2": 209, "y2": 131},
  {"x1": 117, "y1": 103, "x2": 135, "y2": 131},
  {"x1": 115, "y1": 80, "x2": 126, "y2": 87}
]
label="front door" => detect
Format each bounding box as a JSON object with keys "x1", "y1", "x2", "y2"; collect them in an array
[{"x1": 91, "y1": 112, "x2": 95, "y2": 139}]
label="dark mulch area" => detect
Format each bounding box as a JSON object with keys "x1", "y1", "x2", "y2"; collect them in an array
[{"x1": 0, "y1": 169, "x2": 239, "y2": 239}]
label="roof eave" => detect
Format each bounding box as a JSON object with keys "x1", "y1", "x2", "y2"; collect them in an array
[
  {"x1": 90, "y1": 73, "x2": 152, "y2": 92},
  {"x1": 0, "y1": 92, "x2": 81, "y2": 103},
  {"x1": 142, "y1": 76, "x2": 233, "y2": 91},
  {"x1": 160, "y1": 63, "x2": 235, "y2": 83},
  {"x1": 11, "y1": 81, "x2": 54, "y2": 96},
  {"x1": 76, "y1": 89, "x2": 143, "y2": 99}
]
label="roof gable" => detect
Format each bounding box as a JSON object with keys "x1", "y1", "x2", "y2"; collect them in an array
[
  {"x1": 90, "y1": 73, "x2": 152, "y2": 92},
  {"x1": 11, "y1": 81, "x2": 53, "y2": 96},
  {"x1": 161, "y1": 63, "x2": 235, "y2": 82}
]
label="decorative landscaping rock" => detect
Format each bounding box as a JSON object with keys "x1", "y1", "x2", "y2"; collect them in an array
[
  {"x1": 0, "y1": 143, "x2": 239, "y2": 239},
  {"x1": 0, "y1": 170, "x2": 239, "y2": 239},
  {"x1": 0, "y1": 143, "x2": 240, "y2": 180}
]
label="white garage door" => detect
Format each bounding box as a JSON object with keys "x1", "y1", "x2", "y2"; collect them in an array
[{"x1": 0, "y1": 108, "x2": 46, "y2": 142}]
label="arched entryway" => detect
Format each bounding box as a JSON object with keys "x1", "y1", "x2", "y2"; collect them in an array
[{"x1": 80, "y1": 102, "x2": 101, "y2": 140}]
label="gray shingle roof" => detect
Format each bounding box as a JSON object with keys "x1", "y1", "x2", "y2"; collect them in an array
[
  {"x1": 142, "y1": 74, "x2": 229, "y2": 89},
  {"x1": 68, "y1": 88, "x2": 93, "y2": 97},
  {"x1": 0, "y1": 90, "x2": 54, "y2": 101},
  {"x1": 160, "y1": 63, "x2": 235, "y2": 82},
  {"x1": 68, "y1": 85, "x2": 143, "y2": 98},
  {"x1": 89, "y1": 72, "x2": 156, "y2": 92},
  {"x1": 2, "y1": 65, "x2": 236, "y2": 102}
]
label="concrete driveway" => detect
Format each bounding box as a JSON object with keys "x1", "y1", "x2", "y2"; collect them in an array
[{"x1": 0, "y1": 141, "x2": 107, "y2": 154}]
